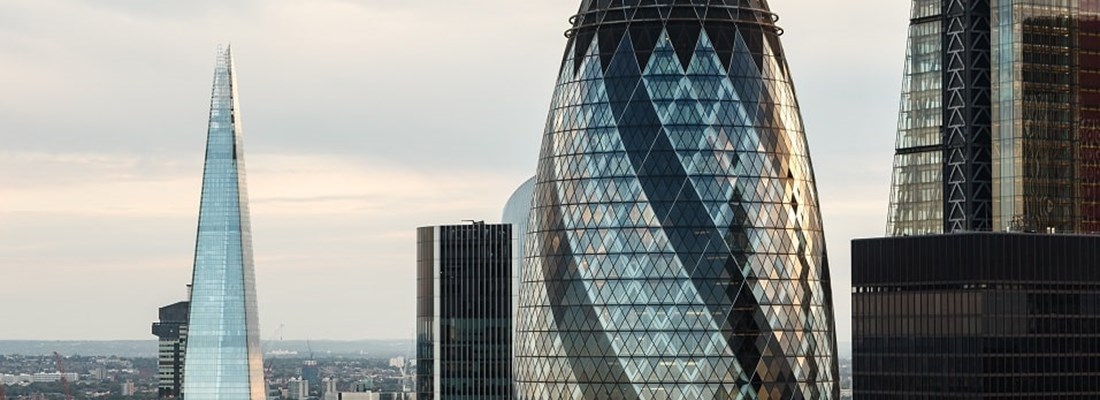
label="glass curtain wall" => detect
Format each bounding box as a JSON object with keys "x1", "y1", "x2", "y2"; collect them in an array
[
  {"x1": 516, "y1": 1, "x2": 840, "y2": 399},
  {"x1": 887, "y1": 0, "x2": 945, "y2": 236},
  {"x1": 992, "y1": 0, "x2": 1100, "y2": 232}
]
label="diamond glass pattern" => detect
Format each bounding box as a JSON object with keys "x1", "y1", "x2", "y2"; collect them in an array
[{"x1": 516, "y1": 1, "x2": 840, "y2": 399}]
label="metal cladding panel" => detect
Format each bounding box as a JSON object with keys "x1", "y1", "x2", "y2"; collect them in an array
[
  {"x1": 517, "y1": 1, "x2": 840, "y2": 399},
  {"x1": 942, "y1": 0, "x2": 993, "y2": 233},
  {"x1": 852, "y1": 233, "x2": 1100, "y2": 286},
  {"x1": 183, "y1": 46, "x2": 265, "y2": 400},
  {"x1": 852, "y1": 233, "x2": 1100, "y2": 398}
]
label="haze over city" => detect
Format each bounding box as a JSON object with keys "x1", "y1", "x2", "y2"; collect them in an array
[{"x1": 0, "y1": 0, "x2": 908, "y2": 342}]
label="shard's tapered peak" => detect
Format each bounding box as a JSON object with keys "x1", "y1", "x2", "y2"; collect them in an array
[
  {"x1": 516, "y1": 2, "x2": 840, "y2": 399},
  {"x1": 183, "y1": 45, "x2": 265, "y2": 400}
]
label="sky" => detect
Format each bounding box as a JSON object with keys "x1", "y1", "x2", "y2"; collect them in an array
[{"x1": 0, "y1": 0, "x2": 910, "y2": 342}]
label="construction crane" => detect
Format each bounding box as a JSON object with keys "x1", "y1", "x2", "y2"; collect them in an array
[{"x1": 53, "y1": 352, "x2": 72, "y2": 400}]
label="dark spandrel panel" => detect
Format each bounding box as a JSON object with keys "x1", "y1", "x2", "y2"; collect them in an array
[
  {"x1": 853, "y1": 233, "x2": 1100, "y2": 398},
  {"x1": 517, "y1": 1, "x2": 839, "y2": 399},
  {"x1": 852, "y1": 233, "x2": 1100, "y2": 286}
]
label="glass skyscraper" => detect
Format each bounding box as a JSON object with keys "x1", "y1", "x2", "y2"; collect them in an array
[
  {"x1": 183, "y1": 46, "x2": 266, "y2": 400},
  {"x1": 887, "y1": 0, "x2": 1100, "y2": 235},
  {"x1": 887, "y1": 0, "x2": 946, "y2": 236},
  {"x1": 416, "y1": 223, "x2": 513, "y2": 400},
  {"x1": 515, "y1": 1, "x2": 840, "y2": 399},
  {"x1": 856, "y1": 1, "x2": 1100, "y2": 398},
  {"x1": 503, "y1": 176, "x2": 536, "y2": 400}
]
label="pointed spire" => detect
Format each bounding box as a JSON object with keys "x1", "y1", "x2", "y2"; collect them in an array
[{"x1": 184, "y1": 45, "x2": 264, "y2": 400}]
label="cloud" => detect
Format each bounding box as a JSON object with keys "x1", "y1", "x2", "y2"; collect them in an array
[
  {"x1": 0, "y1": 0, "x2": 912, "y2": 341},
  {"x1": 0, "y1": 150, "x2": 527, "y2": 339}
]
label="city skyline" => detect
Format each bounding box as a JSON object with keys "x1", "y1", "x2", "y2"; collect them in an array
[{"x1": 0, "y1": 0, "x2": 908, "y2": 342}]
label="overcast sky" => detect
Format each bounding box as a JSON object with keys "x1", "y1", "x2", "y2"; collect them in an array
[{"x1": 0, "y1": 0, "x2": 909, "y2": 343}]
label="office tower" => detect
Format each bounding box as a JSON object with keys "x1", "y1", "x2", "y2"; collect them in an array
[
  {"x1": 183, "y1": 45, "x2": 266, "y2": 400},
  {"x1": 888, "y1": 1, "x2": 1100, "y2": 235},
  {"x1": 856, "y1": 2, "x2": 1100, "y2": 398},
  {"x1": 502, "y1": 176, "x2": 536, "y2": 268},
  {"x1": 501, "y1": 175, "x2": 535, "y2": 398},
  {"x1": 152, "y1": 300, "x2": 190, "y2": 398},
  {"x1": 853, "y1": 234, "x2": 1100, "y2": 397},
  {"x1": 416, "y1": 223, "x2": 512, "y2": 400},
  {"x1": 515, "y1": 1, "x2": 841, "y2": 399}
]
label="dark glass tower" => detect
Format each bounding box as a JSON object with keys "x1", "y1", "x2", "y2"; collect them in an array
[
  {"x1": 856, "y1": 2, "x2": 1100, "y2": 398},
  {"x1": 416, "y1": 223, "x2": 513, "y2": 400},
  {"x1": 853, "y1": 233, "x2": 1100, "y2": 398},
  {"x1": 183, "y1": 46, "x2": 266, "y2": 400},
  {"x1": 515, "y1": 1, "x2": 840, "y2": 399}
]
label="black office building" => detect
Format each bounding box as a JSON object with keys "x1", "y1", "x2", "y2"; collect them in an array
[
  {"x1": 856, "y1": 1, "x2": 1100, "y2": 398},
  {"x1": 152, "y1": 300, "x2": 190, "y2": 399},
  {"x1": 416, "y1": 222, "x2": 512, "y2": 400},
  {"x1": 853, "y1": 233, "x2": 1100, "y2": 398}
]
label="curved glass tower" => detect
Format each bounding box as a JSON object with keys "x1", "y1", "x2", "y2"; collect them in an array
[
  {"x1": 183, "y1": 46, "x2": 266, "y2": 400},
  {"x1": 515, "y1": 1, "x2": 839, "y2": 399}
]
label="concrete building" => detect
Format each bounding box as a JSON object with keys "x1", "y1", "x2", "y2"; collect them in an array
[
  {"x1": 152, "y1": 300, "x2": 189, "y2": 398},
  {"x1": 287, "y1": 378, "x2": 308, "y2": 400}
]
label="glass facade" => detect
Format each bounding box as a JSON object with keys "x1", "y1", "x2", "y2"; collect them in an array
[
  {"x1": 183, "y1": 46, "x2": 266, "y2": 400},
  {"x1": 502, "y1": 176, "x2": 536, "y2": 399},
  {"x1": 417, "y1": 224, "x2": 514, "y2": 400},
  {"x1": 852, "y1": 233, "x2": 1100, "y2": 398},
  {"x1": 887, "y1": 0, "x2": 945, "y2": 236},
  {"x1": 516, "y1": 1, "x2": 840, "y2": 399},
  {"x1": 991, "y1": 0, "x2": 1100, "y2": 232}
]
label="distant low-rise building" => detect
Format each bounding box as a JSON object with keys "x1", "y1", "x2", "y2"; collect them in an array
[{"x1": 31, "y1": 372, "x2": 78, "y2": 383}]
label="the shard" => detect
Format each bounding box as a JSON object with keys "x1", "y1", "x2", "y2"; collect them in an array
[
  {"x1": 183, "y1": 46, "x2": 265, "y2": 400},
  {"x1": 515, "y1": 1, "x2": 840, "y2": 399}
]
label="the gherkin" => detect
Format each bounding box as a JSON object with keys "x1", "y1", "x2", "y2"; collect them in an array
[
  {"x1": 183, "y1": 46, "x2": 265, "y2": 400},
  {"x1": 515, "y1": 1, "x2": 840, "y2": 399}
]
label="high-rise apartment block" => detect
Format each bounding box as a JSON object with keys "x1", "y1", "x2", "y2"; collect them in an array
[
  {"x1": 514, "y1": 1, "x2": 841, "y2": 398},
  {"x1": 287, "y1": 378, "x2": 308, "y2": 400},
  {"x1": 183, "y1": 46, "x2": 266, "y2": 400},
  {"x1": 856, "y1": 2, "x2": 1100, "y2": 398},
  {"x1": 416, "y1": 223, "x2": 512, "y2": 399},
  {"x1": 152, "y1": 300, "x2": 190, "y2": 398}
]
